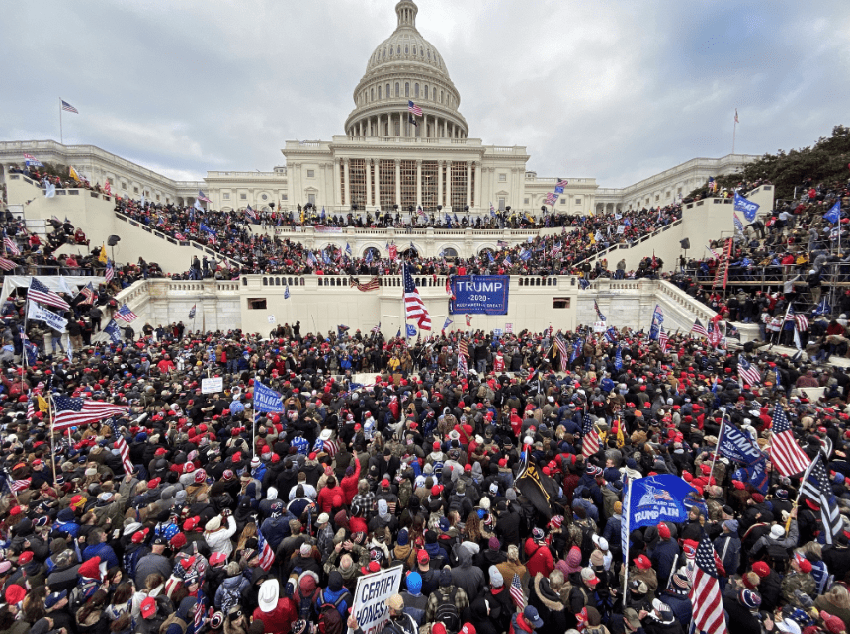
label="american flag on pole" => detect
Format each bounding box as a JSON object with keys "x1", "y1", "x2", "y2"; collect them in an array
[
  {"x1": 3, "y1": 232, "x2": 20, "y2": 255},
  {"x1": 78, "y1": 282, "x2": 96, "y2": 306},
  {"x1": 407, "y1": 100, "x2": 423, "y2": 116},
  {"x1": 545, "y1": 192, "x2": 557, "y2": 206},
  {"x1": 786, "y1": 305, "x2": 809, "y2": 331},
  {"x1": 799, "y1": 454, "x2": 842, "y2": 544},
  {"x1": 582, "y1": 412, "x2": 600, "y2": 459},
  {"x1": 556, "y1": 179, "x2": 569, "y2": 189},
  {"x1": 115, "y1": 304, "x2": 137, "y2": 323},
  {"x1": 52, "y1": 395, "x2": 129, "y2": 431},
  {"x1": 245, "y1": 205, "x2": 257, "y2": 221},
  {"x1": 104, "y1": 259, "x2": 114, "y2": 284},
  {"x1": 688, "y1": 536, "x2": 728, "y2": 634},
  {"x1": 768, "y1": 403, "x2": 809, "y2": 477},
  {"x1": 402, "y1": 264, "x2": 431, "y2": 330},
  {"x1": 658, "y1": 327, "x2": 669, "y2": 352},
  {"x1": 197, "y1": 190, "x2": 211, "y2": 203},
  {"x1": 60, "y1": 99, "x2": 79, "y2": 113},
  {"x1": 737, "y1": 354, "x2": 761, "y2": 387},
  {"x1": 105, "y1": 419, "x2": 133, "y2": 474},
  {"x1": 27, "y1": 278, "x2": 71, "y2": 311},
  {"x1": 9, "y1": 478, "x2": 31, "y2": 494},
  {"x1": 510, "y1": 573, "x2": 526, "y2": 608},
  {"x1": 691, "y1": 318, "x2": 709, "y2": 337},
  {"x1": 255, "y1": 526, "x2": 276, "y2": 571},
  {"x1": 459, "y1": 339, "x2": 469, "y2": 358},
  {"x1": 0, "y1": 258, "x2": 16, "y2": 272},
  {"x1": 555, "y1": 335, "x2": 568, "y2": 372}
]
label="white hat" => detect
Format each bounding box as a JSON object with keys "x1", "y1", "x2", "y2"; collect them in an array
[
  {"x1": 319, "y1": 429, "x2": 334, "y2": 441},
  {"x1": 258, "y1": 578, "x2": 280, "y2": 613},
  {"x1": 205, "y1": 516, "x2": 221, "y2": 531},
  {"x1": 317, "y1": 513, "x2": 330, "y2": 525},
  {"x1": 592, "y1": 534, "x2": 609, "y2": 551},
  {"x1": 776, "y1": 619, "x2": 801, "y2": 634},
  {"x1": 770, "y1": 524, "x2": 785, "y2": 539}
]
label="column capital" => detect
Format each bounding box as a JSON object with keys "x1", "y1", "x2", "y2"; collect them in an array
[
  {"x1": 467, "y1": 160, "x2": 474, "y2": 167},
  {"x1": 416, "y1": 159, "x2": 423, "y2": 166},
  {"x1": 342, "y1": 157, "x2": 350, "y2": 165},
  {"x1": 394, "y1": 158, "x2": 401, "y2": 166}
]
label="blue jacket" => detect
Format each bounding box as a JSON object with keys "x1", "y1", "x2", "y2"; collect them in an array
[
  {"x1": 317, "y1": 587, "x2": 352, "y2": 615},
  {"x1": 83, "y1": 542, "x2": 119, "y2": 570},
  {"x1": 650, "y1": 538, "x2": 681, "y2": 587}
]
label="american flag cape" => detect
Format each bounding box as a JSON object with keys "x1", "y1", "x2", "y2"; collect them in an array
[
  {"x1": 799, "y1": 454, "x2": 842, "y2": 544},
  {"x1": 52, "y1": 395, "x2": 129, "y2": 431},
  {"x1": 688, "y1": 536, "x2": 728, "y2": 634},
  {"x1": 27, "y1": 278, "x2": 71, "y2": 311},
  {"x1": 768, "y1": 404, "x2": 809, "y2": 477},
  {"x1": 582, "y1": 411, "x2": 600, "y2": 459},
  {"x1": 786, "y1": 305, "x2": 809, "y2": 332},
  {"x1": 510, "y1": 572, "x2": 526, "y2": 608},
  {"x1": 256, "y1": 526, "x2": 276, "y2": 571}
]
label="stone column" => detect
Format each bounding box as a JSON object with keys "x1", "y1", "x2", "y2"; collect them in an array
[
  {"x1": 365, "y1": 159, "x2": 372, "y2": 209},
  {"x1": 416, "y1": 159, "x2": 422, "y2": 209},
  {"x1": 466, "y1": 161, "x2": 472, "y2": 209},
  {"x1": 333, "y1": 159, "x2": 341, "y2": 209},
  {"x1": 343, "y1": 158, "x2": 351, "y2": 208},
  {"x1": 437, "y1": 160, "x2": 444, "y2": 209},
  {"x1": 445, "y1": 161, "x2": 452, "y2": 211},
  {"x1": 474, "y1": 162, "x2": 482, "y2": 212},
  {"x1": 394, "y1": 159, "x2": 401, "y2": 208},
  {"x1": 375, "y1": 160, "x2": 382, "y2": 211}
]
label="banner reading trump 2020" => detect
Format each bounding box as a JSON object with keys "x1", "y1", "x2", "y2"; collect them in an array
[
  {"x1": 352, "y1": 565, "x2": 403, "y2": 634},
  {"x1": 450, "y1": 275, "x2": 509, "y2": 315}
]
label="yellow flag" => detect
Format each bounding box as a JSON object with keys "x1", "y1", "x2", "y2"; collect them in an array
[
  {"x1": 590, "y1": 232, "x2": 596, "y2": 245},
  {"x1": 99, "y1": 243, "x2": 108, "y2": 264},
  {"x1": 37, "y1": 395, "x2": 49, "y2": 412},
  {"x1": 69, "y1": 166, "x2": 81, "y2": 181},
  {"x1": 300, "y1": 208, "x2": 304, "y2": 224},
  {"x1": 616, "y1": 421, "x2": 625, "y2": 448}
]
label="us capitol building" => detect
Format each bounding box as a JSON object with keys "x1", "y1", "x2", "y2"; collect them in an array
[{"x1": 0, "y1": 0, "x2": 757, "y2": 217}]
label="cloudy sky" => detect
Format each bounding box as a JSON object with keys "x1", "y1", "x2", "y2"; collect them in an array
[{"x1": 3, "y1": 0, "x2": 849, "y2": 187}]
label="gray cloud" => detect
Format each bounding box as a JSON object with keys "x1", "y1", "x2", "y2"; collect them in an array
[{"x1": 2, "y1": 0, "x2": 848, "y2": 187}]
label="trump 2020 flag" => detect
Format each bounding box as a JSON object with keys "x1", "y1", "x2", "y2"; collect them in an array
[
  {"x1": 734, "y1": 192, "x2": 760, "y2": 223},
  {"x1": 824, "y1": 201, "x2": 841, "y2": 224},
  {"x1": 253, "y1": 381, "x2": 284, "y2": 413}
]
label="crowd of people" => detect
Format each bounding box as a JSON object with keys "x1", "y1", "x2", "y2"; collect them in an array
[{"x1": 0, "y1": 301, "x2": 849, "y2": 634}]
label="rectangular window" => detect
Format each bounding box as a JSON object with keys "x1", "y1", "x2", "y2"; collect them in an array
[
  {"x1": 380, "y1": 159, "x2": 395, "y2": 210},
  {"x1": 307, "y1": 170, "x2": 315, "y2": 178},
  {"x1": 133, "y1": 187, "x2": 139, "y2": 193},
  {"x1": 121, "y1": 182, "x2": 127, "y2": 189},
  {"x1": 156, "y1": 195, "x2": 160, "y2": 201},
  {"x1": 240, "y1": 193, "x2": 247, "y2": 200},
  {"x1": 247, "y1": 298, "x2": 267, "y2": 310},
  {"x1": 524, "y1": 198, "x2": 530, "y2": 205},
  {"x1": 282, "y1": 194, "x2": 288, "y2": 201},
  {"x1": 498, "y1": 197, "x2": 506, "y2": 211},
  {"x1": 308, "y1": 194, "x2": 316, "y2": 205},
  {"x1": 349, "y1": 158, "x2": 367, "y2": 209},
  {"x1": 498, "y1": 173, "x2": 507, "y2": 182},
  {"x1": 553, "y1": 298, "x2": 571, "y2": 309},
  {"x1": 223, "y1": 193, "x2": 230, "y2": 200},
  {"x1": 575, "y1": 197, "x2": 582, "y2": 204},
  {"x1": 400, "y1": 160, "x2": 417, "y2": 211},
  {"x1": 107, "y1": 177, "x2": 113, "y2": 185},
  {"x1": 421, "y1": 160, "x2": 438, "y2": 212}
]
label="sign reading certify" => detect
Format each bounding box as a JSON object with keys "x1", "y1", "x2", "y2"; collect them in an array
[
  {"x1": 450, "y1": 275, "x2": 509, "y2": 315},
  {"x1": 352, "y1": 566, "x2": 403, "y2": 634},
  {"x1": 201, "y1": 377, "x2": 223, "y2": 394}
]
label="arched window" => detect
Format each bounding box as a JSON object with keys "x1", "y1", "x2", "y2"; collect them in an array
[
  {"x1": 371, "y1": 88, "x2": 374, "y2": 101},
  {"x1": 397, "y1": 45, "x2": 401, "y2": 54},
  {"x1": 414, "y1": 83, "x2": 419, "y2": 98},
  {"x1": 405, "y1": 83, "x2": 409, "y2": 97},
  {"x1": 378, "y1": 86, "x2": 382, "y2": 99},
  {"x1": 389, "y1": 47, "x2": 393, "y2": 56},
  {"x1": 420, "y1": 47, "x2": 423, "y2": 56},
  {"x1": 427, "y1": 50, "x2": 431, "y2": 59},
  {"x1": 424, "y1": 85, "x2": 428, "y2": 100},
  {"x1": 404, "y1": 45, "x2": 408, "y2": 54},
  {"x1": 386, "y1": 83, "x2": 390, "y2": 98},
  {"x1": 395, "y1": 83, "x2": 399, "y2": 97},
  {"x1": 440, "y1": 90, "x2": 444, "y2": 103}
]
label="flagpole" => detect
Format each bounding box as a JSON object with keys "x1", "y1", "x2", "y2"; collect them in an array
[
  {"x1": 59, "y1": 98, "x2": 63, "y2": 145},
  {"x1": 787, "y1": 455, "x2": 816, "y2": 533},
  {"x1": 48, "y1": 393, "x2": 57, "y2": 487},
  {"x1": 708, "y1": 414, "x2": 727, "y2": 482},
  {"x1": 621, "y1": 479, "x2": 632, "y2": 603},
  {"x1": 732, "y1": 109, "x2": 737, "y2": 154}
]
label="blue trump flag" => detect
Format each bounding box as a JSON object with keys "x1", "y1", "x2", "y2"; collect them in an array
[
  {"x1": 734, "y1": 192, "x2": 760, "y2": 223},
  {"x1": 254, "y1": 381, "x2": 284, "y2": 413},
  {"x1": 824, "y1": 201, "x2": 841, "y2": 224},
  {"x1": 103, "y1": 319, "x2": 123, "y2": 343},
  {"x1": 406, "y1": 324, "x2": 417, "y2": 337},
  {"x1": 718, "y1": 424, "x2": 764, "y2": 467},
  {"x1": 622, "y1": 475, "x2": 699, "y2": 559}
]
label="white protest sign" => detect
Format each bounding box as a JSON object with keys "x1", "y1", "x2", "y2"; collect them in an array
[
  {"x1": 352, "y1": 566, "x2": 403, "y2": 634},
  {"x1": 201, "y1": 377, "x2": 223, "y2": 394},
  {"x1": 268, "y1": 315, "x2": 276, "y2": 323},
  {"x1": 593, "y1": 320, "x2": 607, "y2": 333}
]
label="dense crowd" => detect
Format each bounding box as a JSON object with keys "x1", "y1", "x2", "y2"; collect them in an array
[
  {"x1": 0, "y1": 310, "x2": 849, "y2": 634},
  {"x1": 113, "y1": 198, "x2": 682, "y2": 281}
]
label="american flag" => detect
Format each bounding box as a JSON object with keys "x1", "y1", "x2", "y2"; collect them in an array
[
  {"x1": 786, "y1": 305, "x2": 809, "y2": 332},
  {"x1": 193, "y1": 589, "x2": 208, "y2": 632},
  {"x1": 737, "y1": 354, "x2": 761, "y2": 387},
  {"x1": 545, "y1": 192, "x2": 557, "y2": 206},
  {"x1": 10, "y1": 478, "x2": 31, "y2": 494},
  {"x1": 733, "y1": 213, "x2": 744, "y2": 234},
  {"x1": 417, "y1": 205, "x2": 427, "y2": 220},
  {"x1": 60, "y1": 99, "x2": 79, "y2": 113},
  {"x1": 691, "y1": 318, "x2": 709, "y2": 337},
  {"x1": 245, "y1": 205, "x2": 257, "y2": 221},
  {"x1": 459, "y1": 339, "x2": 469, "y2": 357},
  {"x1": 256, "y1": 526, "x2": 276, "y2": 571},
  {"x1": 768, "y1": 404, "x2": 809, "y2": 476},
  {"x1": 799, "y1": 454, "x2": 842, "y2": 544},
  {"x1": 458, "y1": 352, "x2": 468, "y2": 377},
  {"x1": 105, "y1": 419, "x2": 133, "y2": 474},
  {"x1": 103, "y1": 180, "x2": 111, "y2": 195},
  {"x1": 104, "y1": 259, "x2": 114, "y2": 284},
  {"x1": 349, "y1": 276, "x2": 380, "y2": 292},
  {"x1": 402, "y1": 264, "x2": 431, "y2": 330},
  {"x1": 52, "y1": 395, "x2": 129, "y2": 431},
  {"x1": 582, "y1": 412, "x2": 600, "y2": 459},
  {"x1": 27, "y1": 278, "x2": 70, "y2": 311},
  {"x1": 593, "y1": 300, "x2": 606, "y2": 321},
  {"x1": 115, "y1": 304, "x2": 137, "y2": 323},
  {"x1": 658, "y1": 327, "x2": 669, "y2": 352},
  {"x1": 556, "y1": 179, "x2": 569, "y2": 188},
  {"x1": 552, "y1": 241, "x2": 562, "y2": 255},
  {"x1": 78, "y1": 283, "x2": 96, "y2": 305},
  {"x1": 0, "y1": 257, "x2": 16, "y2": 272},
  {"x1": 688, "y1": 536, "x2": 728, "y2": 634},
  {"x1": 510, "y1": 573, "x2": 526, "y2": 608},
  {"x1": 3, "y1": 232, "x2": 20, "y2": 255},
  {"x1": 497, "y1": 240, "x2": 508, "y2": 248},
  {"x1": 555, "y1": 335, "x2": 568, "y2": 372},
  {"x1": 197, "y1": 190, "x2": 211, "y2": 203},
  {"x1": 371, "y1": 323, "x2": 381, "y2": 334},
  {"x1": 407, "y1": 100, "x2": 423, "y2": 116}
]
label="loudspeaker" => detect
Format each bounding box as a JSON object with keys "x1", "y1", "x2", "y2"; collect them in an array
[
  {"x1": 437, "y1": 205, "x2": 442, "y2": 211},
  {"x1": 393, "y1": 205, "x2": 399, "y2": 211},
  {"x1": 107, "y1": 235, "x2": 121, "y2": 246},
  {"x1": 680, "y1": 238, "x2": 690, "y2": 249},
  {"x1": 505, "y1": 206, "x2": 511, "y2": 212},
  {"x1": 352, "y1": 205, "x2": 358, "y2": 211},
  {"x1": 464, "y1": 205, "x2": 469, "y2": 212},
  {"x1": 541, "y1": 206, "x2": 547, "y2": 213}
]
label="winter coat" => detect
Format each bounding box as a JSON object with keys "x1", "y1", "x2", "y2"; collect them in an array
[
  {"x1": 204, "y1": 515, "x2": 237, "y2": 557},
  {"x1": 529, "y1": 573, "x2": 571, "y2": 634},
  {"x1": 452, "y1": 545, "x2": 485, "y2": 601}
]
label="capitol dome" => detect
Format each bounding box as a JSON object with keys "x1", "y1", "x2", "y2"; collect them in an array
[{"x1": 344, "y1": 0, "x2": 468, "y2": 140}]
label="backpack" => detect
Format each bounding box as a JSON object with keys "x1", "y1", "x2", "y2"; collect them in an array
[
  {"x1": 433, "y1": 587, "x2": 461, "y2": 634},
  {"x1": 297, "y1": 588, "x2": 320, "y2": 620},
  {"x1": 765, "y1": 542, "x2": 790, "y2": 573},
  {"x1": 218, "y1": 583, "x2": 242, "y2": 614},
  {"x1": 123, "y1": 546, "x2": 144, "y2": 580},
  {"x1": 317, "y1": 590, "x2": 349, "y2": 634}
]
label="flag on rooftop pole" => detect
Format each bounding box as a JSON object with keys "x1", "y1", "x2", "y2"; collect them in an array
[
  {"x1": 60, "y1": 100, "x2": 79, "y2": 114},
  {"x1": 407, "y1": 100, "x2": 423, "y2": 116}
]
